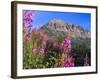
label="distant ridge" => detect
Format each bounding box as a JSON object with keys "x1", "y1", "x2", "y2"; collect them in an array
[{"x1": 41, "y1": 19, "x2": 90, "y2": 39}]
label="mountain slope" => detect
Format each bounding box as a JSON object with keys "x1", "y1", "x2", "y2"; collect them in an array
[{"x1": 41, "y1": 19, "x2": 90, "y2": 39}]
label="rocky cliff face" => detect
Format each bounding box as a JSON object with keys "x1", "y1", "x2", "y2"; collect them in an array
[{"x1": 41, "y1": 19, "x2": 90, "y2": 39}]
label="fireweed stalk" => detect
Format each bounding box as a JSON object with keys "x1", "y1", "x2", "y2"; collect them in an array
[
  {"x1": 60, "y1": 36, "x2": 75, "y2": 67},
  {"x1": 23, "y1": 10, "x2": 46, "y2": 56},
  {"x1": 23, "y1": 10, "x2": 35, "y2": 43},
  {"x1": 39, "y1": 32, "x2": 47, "y2": 56},
  {"x1": 32, "y1": 29, "x2": 47, "y2": 56}
]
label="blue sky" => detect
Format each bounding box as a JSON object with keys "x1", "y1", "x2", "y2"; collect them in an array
[{"x1": 32, "y1": 10, "x2": 91, "y2": 31}]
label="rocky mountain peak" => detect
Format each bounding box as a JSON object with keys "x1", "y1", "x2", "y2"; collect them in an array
[{"x1": 41, "y1": 19, "x2": 90, "y2": 39}]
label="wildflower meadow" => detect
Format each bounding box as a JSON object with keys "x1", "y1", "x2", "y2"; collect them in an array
[{"x1": 23, "y1": 10, "x2": 91, "y2": 69}]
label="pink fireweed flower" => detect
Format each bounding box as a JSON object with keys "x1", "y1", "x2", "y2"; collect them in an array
[
  {"x1": 23, "y1": 11, "x2": 35, "y2": 21},
  {"x1": 64, "y1": 37, "x2": 71, "y2": 48},
  {"x1": 39, "y1": 48, "x2": 45, "y2": 56},
  {"x1": 25, "y1": 34, "x2": 31, "y2": 43},
  {"x1": 23, "y1": 11, "x2": 35, "y2": 43},
  {"x1": 32, "y1": 48, "x2": 37, "y2": 53},
  {"x1": 23, "y1": 10, "x2": 35, "y2": 34},
  {"x1": 63, "y1": 58, "x2": 74, "y2": 67},
  {"x1": 60, "y1": 36, "x2": 72, "y2": 54},
  {"x1": 23, "y1": 11, "x2": 35, "y2": 28},
  {"x1": 63, "y1": 61, "x2": 74, "y2": 67}
]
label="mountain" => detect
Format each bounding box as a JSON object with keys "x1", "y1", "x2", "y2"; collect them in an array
[{"x1": 41, "y1": 19, "x2": 91, "y2": 39}]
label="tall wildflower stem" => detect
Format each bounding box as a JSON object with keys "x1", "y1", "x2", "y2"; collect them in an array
[{"x1": 23, "y1": 10, "x2": 35, "y2": 43}]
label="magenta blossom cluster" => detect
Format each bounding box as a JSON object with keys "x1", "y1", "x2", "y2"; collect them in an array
[
  {"x1": 23, "y1": 10, "x2": 34, "y2": 29},
  {"x1": 63, "y1": 56, "x2": 74, "y2": 67},
  {"x1": 23, "y1": 10, "x2": 35, "y2": 43},
  {"x1": 60, "y1": 36, "x2": 75, "y2": 67},
  {"x1": 60, "y1": 36, "x2": 72, "y2": 54}
]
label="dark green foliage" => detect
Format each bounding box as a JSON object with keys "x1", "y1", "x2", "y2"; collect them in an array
[
  {"x1": 43, "y1": 41, "x2": 60, "y2": 68},
  {"x1": 71, "y1": 37, "x2": 91, "y2": 66}
]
